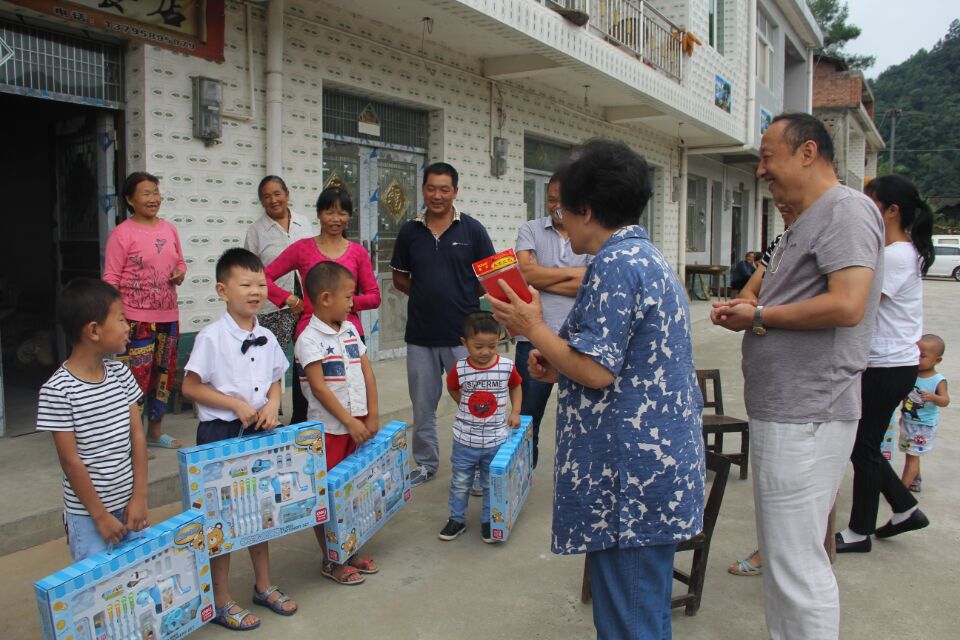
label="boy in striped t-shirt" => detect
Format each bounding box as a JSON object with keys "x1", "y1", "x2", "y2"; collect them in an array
[
  {"x1": 439, "y1": 312, "x2": 521, "y2": 543},
  {"x1": 37, "y1": 279, "x2": 149, "y2": 561}
]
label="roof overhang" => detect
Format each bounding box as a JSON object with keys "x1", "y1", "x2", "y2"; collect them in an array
[{"x1": 307, "y1": 0, "x2": 743, "y2": 147}]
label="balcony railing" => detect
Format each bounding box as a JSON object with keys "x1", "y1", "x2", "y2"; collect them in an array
[{"x1": 544, "y1": 0, "x2": 683, "y2": 82}]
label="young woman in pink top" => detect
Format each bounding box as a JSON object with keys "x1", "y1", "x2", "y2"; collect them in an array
[
  {"x1": 265, "y1": 187, "x2": 381, "y2": 422},
  {"x1": 103, "y1": 172, "x2": 186, "y2": 449}
]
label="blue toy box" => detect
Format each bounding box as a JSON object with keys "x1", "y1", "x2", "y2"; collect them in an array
[
  {"x1": 324, "y1": 421, "x2": 412, "y2": 563},
  {"x1": 489, "y1": 416, "x2": 534, "y2": 543},
  {"x1": 178, "y1": 421, "x2": 329, "y2": 558},
  {"x1": 35, "y1": 510, "x2": 214, "y2": 640}
]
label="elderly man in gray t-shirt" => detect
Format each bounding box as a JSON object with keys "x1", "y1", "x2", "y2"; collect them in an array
[
  {"x1": 515, "y1": 176, "x2": 590, "y2": 466},
  {"x1": 712, "y1": 114, "x2": 883, "y2": 640}
]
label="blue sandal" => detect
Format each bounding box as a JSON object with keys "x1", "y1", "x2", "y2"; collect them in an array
[
  {"x1": 212, "y1": 601, "x2": 261, "y2": 631},
  {"x1": 252, "y1": 584, "x2": 298, "y2": 616},
  {"x1": 146, "y1": 433, "x2": 181, "y2": 449}
]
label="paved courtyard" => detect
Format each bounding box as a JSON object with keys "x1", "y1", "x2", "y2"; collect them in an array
[{"x1": 2, "y1": 280, "x2": 958, "y2": 639}]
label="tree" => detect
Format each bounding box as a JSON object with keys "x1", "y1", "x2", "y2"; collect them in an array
[
  {"x1": 871, "y1": 20, "x2": 960, "y2": 196},
  {"x1": 807, "y1": 0, "x2": 875, "y2": 70}
]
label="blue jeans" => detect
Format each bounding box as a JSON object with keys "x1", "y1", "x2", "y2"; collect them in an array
[
  {"x1": 448, "y1": 441, "x2": 500, "y2": 523},
  {"x1": 515, "y1": 340, "x2": 555, "y2": 467},
  {"x1": 408, "y1": 344, "x2": 468, "y2": 474},
  {"x1": 65, "y1": 508, "x2": 128, "y2": 562},
  {"x1": 588, "y1": 544, "x2": 675, "y2": 640}
]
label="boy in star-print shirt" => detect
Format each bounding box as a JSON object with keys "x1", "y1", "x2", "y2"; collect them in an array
[
  {"x1": 439, "y1": 312, "x2": 521, "y2": 543},
  {"x1": 295, "y1": 262, "x2": 381, "y2": 585}
]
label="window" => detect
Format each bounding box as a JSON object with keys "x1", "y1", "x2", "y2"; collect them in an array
[
  {"x1": 756, "y1": 11, "x2": 774, "y2": 88},
  {"x1": 936, "y1": 246, "x2": 960, "y2": 256},
  {"x1": 686, "y1": 177, "x2": 707, "y2": 252},
  {"x1": 709, "y1": 0, "x2": 725, "y2": 53},
  {"x1": 523, "y1": 136, "x2": 572, "y2": 222}
]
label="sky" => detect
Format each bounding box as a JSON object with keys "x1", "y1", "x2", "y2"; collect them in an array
[{"x1": 843, "y1": 0, "x2": 959, "y2": 77}]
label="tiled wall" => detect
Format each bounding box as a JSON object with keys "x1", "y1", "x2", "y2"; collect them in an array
[{"x1": 123, "y1": 0, "x2": 744, "y2": 330}]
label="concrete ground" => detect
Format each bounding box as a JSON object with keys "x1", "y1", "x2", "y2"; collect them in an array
[{"x1": 3, "y1": 280, "x2": 958, "y2": 639}]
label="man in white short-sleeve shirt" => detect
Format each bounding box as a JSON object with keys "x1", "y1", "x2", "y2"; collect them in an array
[
  {"x1": 711, "y1": 113, "x2": 883, "y2": 640},
  {"x1": 514, "y1": 176, "x2": 590, "y2": 466}
]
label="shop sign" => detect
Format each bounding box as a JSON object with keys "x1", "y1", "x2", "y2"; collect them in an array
[{"x1": 9, "y1": 0, "x2": 225, "y2": 61}]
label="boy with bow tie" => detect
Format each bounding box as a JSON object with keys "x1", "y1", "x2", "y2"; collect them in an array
[{"x1": 182, "y1": 248, "x2": 298, "y2": 630}]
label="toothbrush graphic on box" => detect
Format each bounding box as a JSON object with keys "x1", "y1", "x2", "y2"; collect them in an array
[
  {"x1": 237, "y1": 480, "x2": 249, "y2": 536},
  {"x1": 247, "y1": 478, "x2": 257, "y2": 533},
  {"x1": 232, "y1": 481, "x2": 240, "y2": 537},
  {"x1": 127, "y1": 593, "x2": 136, "y2": 638}
]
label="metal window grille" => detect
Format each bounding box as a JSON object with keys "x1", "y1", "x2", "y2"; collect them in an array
[
  {"x1": 323, "y1": 90, "x2": 428, "y2": 150},
  {"x1": 524, "y1": 136, "x2": 572, "y2": 173},
  {"x1": 0, "y1": 19, "x2": 123, "y2": 108}
]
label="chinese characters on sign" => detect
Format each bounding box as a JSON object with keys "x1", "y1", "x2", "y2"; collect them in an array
[{"x1": 10, "y1": 0, "x2": 224, "y2": 61}]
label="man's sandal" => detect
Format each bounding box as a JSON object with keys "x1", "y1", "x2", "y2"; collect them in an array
[
  {"x1": 252, "y1": 584, "x2": 298, "y2": 616},
  {"x1": 321, "y1": 562, "x2": 365, "y2": 585},
  {"x1": 212, "y1": 601, "x2": 261, "y2": 631},
  {"x1": 348, "y1": 555, "x2": 379, "y2": 575}
]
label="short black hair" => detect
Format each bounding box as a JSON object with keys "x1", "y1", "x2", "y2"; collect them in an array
[
  {"x1": 59, "y1": 278, "x2": 121, "y2": 344},
  {"x1": 462, "y1": 311, "x2": 502, "y2": 339},
  {"x1": 553, "y1": 139, "x2": 652, "y2": 229},
  {"x1": 771, "y1": 113, "x2": 835, "y2": 162},
  {"x1": 304, "y1": 261, "x2": 355, "y2": 303},
  {"x1": 122, "y1": 171, "x2": 159, "y2": 213},
  {"x1": 216, "y1": 248, "x2": 264, "y2": 283},
  {"x1": 316, "y1": 187, "x2": 353, "y2": 216},
  {"x1": 423, "y1": 162, "x2": 459, "y2": 189}
]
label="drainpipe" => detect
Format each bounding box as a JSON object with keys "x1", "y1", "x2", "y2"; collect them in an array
[
  {"x1": 678, "y1": 147, "x2": 689, "y2": 279},
  {"x1": 266, "y1": 0, "x2": 284, "y2": 175}
]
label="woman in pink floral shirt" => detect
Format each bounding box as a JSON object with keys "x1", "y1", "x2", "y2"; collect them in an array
[
  {"x1": 104, "y1": 172, "x2": 186, "y2": 449},
  {"x1": 265, "y1": 186, "x2": 380, "y2": 422}
]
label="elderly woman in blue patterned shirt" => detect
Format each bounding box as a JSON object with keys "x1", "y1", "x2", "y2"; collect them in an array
[{"x1": 488, "y1": 139, "x2": 705, "y2": 640}]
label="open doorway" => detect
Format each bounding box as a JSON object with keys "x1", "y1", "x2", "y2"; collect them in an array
[{"x1": 0, "y1": 93, "x2": 120, "y2": 437}]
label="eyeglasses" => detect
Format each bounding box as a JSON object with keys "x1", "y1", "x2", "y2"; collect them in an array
[{"x1": 767, "y1": 228, "x2": 791, "y2": 274}]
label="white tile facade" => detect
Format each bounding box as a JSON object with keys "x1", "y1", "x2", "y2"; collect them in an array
[
  {"x1": 125, "y1": 0, "x2": 733, "y2": 332},
  {"x1": 115, "y1": 0, "x2": 821, "y2": 334}
]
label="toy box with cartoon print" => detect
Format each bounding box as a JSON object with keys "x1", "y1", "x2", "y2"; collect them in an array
[
  {"x1": 35, "y1": 509, "x2": 214, "y2": 640},
  {"x1": 489, "y1": 415, "x2": 534, "y2": 543},
  {"x1": 178, "y1": 421, "x2": 329, "y2": 558},
  {"x1": 324, "y1": 421, "x2": 412, "y2": 563}
]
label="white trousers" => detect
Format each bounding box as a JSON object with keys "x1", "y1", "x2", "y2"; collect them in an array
[{"x1": 751, "y1": 418, "x2": 857, "y2": 640}]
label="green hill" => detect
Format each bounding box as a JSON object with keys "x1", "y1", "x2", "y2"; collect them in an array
[{"x1": 871, "y1": 19, "x2": 960, "y2": 199}]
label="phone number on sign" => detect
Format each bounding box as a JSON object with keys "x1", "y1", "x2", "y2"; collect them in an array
[{"x1": 103, "y1": 20, "x2": 197, "y2": 50}]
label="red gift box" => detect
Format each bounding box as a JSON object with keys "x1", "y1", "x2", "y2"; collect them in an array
[{"x1": 473, "y1": 249, "x2": 532, "y2": 336}]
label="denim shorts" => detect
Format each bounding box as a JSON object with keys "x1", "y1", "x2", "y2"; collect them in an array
[{"x1": 65, "y1": 508, "x2": 127, "y2": 562}]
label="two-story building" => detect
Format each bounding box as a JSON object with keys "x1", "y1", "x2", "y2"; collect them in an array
[
  {"x1": 686, "y1": 0, "x2": 821, "y2": 263},
  {"x1": 813, "y1": 53, "x2": 885, "y2": 192},
  {"x1": 0, "y1": 0, "x2": 819, "y2": 436}
]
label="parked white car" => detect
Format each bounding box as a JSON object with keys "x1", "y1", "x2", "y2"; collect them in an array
[{"x1": 928, "y1": 236, "x2": 960, "y2": 281}]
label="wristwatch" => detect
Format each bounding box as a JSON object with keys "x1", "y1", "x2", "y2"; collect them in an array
[{"x1": 752, "y1": 306, "x2": 767, "y2": 336}]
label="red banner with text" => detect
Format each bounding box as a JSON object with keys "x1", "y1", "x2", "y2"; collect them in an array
[{"x1": 10, "y1": 0, "x2": 224, "y2": 61}]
